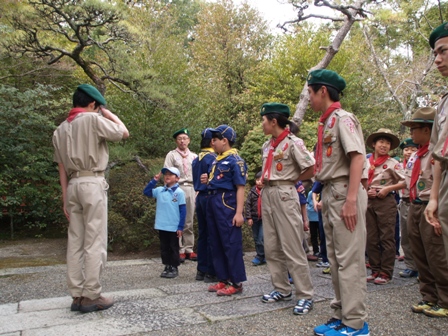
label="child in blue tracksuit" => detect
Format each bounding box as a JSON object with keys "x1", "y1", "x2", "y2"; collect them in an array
[
  {"x1": 201, "y1": 124, "x2": 247, "y2": 296},
  {"x1": 143, "y1": 167, "x2": 186, "y2": 279}
]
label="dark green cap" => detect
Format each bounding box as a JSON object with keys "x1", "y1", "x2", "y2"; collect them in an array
[
  {"x1": 260, "y1": 103, "x2": 290, "y2": 117},
  {"x1": 173, "y1": 128, "x2": 190, "y2": 139},
  {"x1": 429, "y1": 22, "x2": 448, "y2": 49},
  {"x1": 307, "y1": 69, "x2": 346, "y2": 93},
  {"x1": 399, "y1": 138, "x2": 418, "y2": 150},
  {"x1": 77, "y1": 84, "x2": 106, "y2": 106}
]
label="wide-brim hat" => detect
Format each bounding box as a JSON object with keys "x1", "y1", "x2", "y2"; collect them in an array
[
  {"x1": 161, "y1": 167, "x2": 180, "y2": 178},
  {"x1": 366, "y1": 128, "x2": 400, "y2": 150},
  {"x1": 401, "y1": 107, "x2": 435, "y2": 127}
]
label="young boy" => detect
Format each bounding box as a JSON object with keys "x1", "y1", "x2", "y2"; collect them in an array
[
  {"x1": 365, "y1": 128, "x2": 406, "y2": 285},
  {"x1": 143, "y1": 167, "x2": 186, "y2": 279},
  {"x1": 192, "y1": 128, "x2": 218, "y2": 282},
  {"x1": 201, "y1": 124, "x2": 247, "y2": 296},
  {"x1": 245, "y1": 171, "x2": 266, "y2": 266},
  {"x1": 307, "y1": 69, "x2": 369, "y2": 335},
  {"x1": 402, "y1": 107, "x2": 448, "y2": 318},
  {"x1": 397, "y1": 138, "x2": 419, "y2": 278}
]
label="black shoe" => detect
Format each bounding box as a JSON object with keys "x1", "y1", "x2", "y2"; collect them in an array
[
  {"x1": 196, "y1": 270, "x2": 206, "y2": 281},
  {"x1": 166, "y1": 266, "x2": 178, "y2": 278},
  {"x1": 204, "y1": 274, "x2": 218, "y2": 283},
  {"x1": 160, "y1": 265, "x2": 169, "y2": 278}
]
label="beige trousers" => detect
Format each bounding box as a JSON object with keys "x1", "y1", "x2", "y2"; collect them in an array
[
  {"x1": 322, "y1": 179, "x2": 368, "y2": 330},
  {"x1": 179, "y1": 185, "x2": 195, "y2": 254},
  {"x1": 261, "y1": 184, "x2": 313, "y2": 298},
  {"x1": 66, "y1": 176, "x2": 109, "y2": 300},
  {"x1": 440, "y1": 170, "x2": 448, "y2": 268}
]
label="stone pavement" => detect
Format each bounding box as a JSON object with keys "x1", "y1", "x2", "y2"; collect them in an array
[{"x1": 0, "y1": 255, "x2": 447, "y2": 335}]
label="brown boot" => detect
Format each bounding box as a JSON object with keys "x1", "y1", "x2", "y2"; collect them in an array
[
  {"x1": 70, "y1": 297, "x2": 82, "y2": 312},
  {"x1": 80, "y1": 295, "x2": 114, "y2": 313}
]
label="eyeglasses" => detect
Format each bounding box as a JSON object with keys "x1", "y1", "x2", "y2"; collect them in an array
[
  {"x1": 409, "y1": 126, "x2": 423, "y2": 132},
  {"x1": 176, "y1": 137, "x2": 189, "y2": 141}
]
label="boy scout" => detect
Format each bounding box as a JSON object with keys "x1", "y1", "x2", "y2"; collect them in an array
[
  {"x1": 307, "y1": 69, "x2": 370, "y2": 336},
  {"x1": 164, "y1": 128, "x2": 198, "y2": 262},
  {"x1": 53, "y1": 84, "x2": 129, "y2": 312},
  {"x1": 365, "y1": 128, "x2": 406, "y2": 285},
  {"x1": 203, "y1": 125, "x2": 247, "y2": 296},
  {"x1": 426, "y1": 22, "x2": 448, "y2": 268},
  {"x1": 402, "y1": 107, "x2": 448, "y2": 318},
  {"x1": 192, "y1": 128, "x2": 217, "y2": 282},
  {"x1": 398, "y1": 138, "x2": 419, "y2": 278},
  {"x1": 259, "y1": 103, "x2": 315, "y2": 316}
]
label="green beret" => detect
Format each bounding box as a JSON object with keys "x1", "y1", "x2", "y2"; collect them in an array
[
  {"x1": 260, "y1": 103, "x2": 290, "y2": 117},
  {"x1": 77, "y1": 84, "x2": 106, "y2": 106},
  {"x1": 429, "y1": 22, "x2": 448, "y2": 49},
  {"x1": 307, "y1": 69, "x2": 346, "y2": 93},
  {"x1": 399, "y1": 138, "x2": 418, "y2": 150},
  {"x1": 173, "y1": 128, "x2": 190, "y2": 139}
]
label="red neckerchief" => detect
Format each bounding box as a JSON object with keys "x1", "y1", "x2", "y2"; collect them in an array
[
  {"x1": 256, "y1": 186, "x2": 262, "y2": 220},
  {"x1": 315, "y1": 102, "x2": 341, "y2": 173},
  {"x1": 409, "y1": 143, "x2": 429, "y2": 202},
  {"x1": 262, "y1": 128, "x2": 290, "y2": 181},
  {"x1": 368, "y1": 154, "x2": 389, "y2": 186},
  {"x1": 442, "y1": 138, "x2": 448, "y2": 156},
  {"x1": 67, "y1": 108, "x2": 87, "y2": 123}
]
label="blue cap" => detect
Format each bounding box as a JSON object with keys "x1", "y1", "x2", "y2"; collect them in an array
[
  {"x1": 201, "y1": 128, "x2": 213, "y2": 139},
  {"x1": 161, "y1": 167, "x2": 180, "y2": 177},
  {"x1": 209, "y1": 124, "x2": 237, "y2": 142}
]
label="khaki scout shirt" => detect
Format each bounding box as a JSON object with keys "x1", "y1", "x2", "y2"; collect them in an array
[
  {"x1": 52, "y1": 112, "x2": 125, "y2": 176},
  {"x1": 261, "y1": 134, "x2": 315, "y2": 181},
  {"x1": 404, "y1": 150, "x2": 434, "y2": 202},
  {"x1": 315, "y1": 109, "x2": 366, "y2": 182},
  {"x1": 164, "y1": 150, "x2": 197, "y2": 184},
  {"x1": 367, "y1": 156, "x2": 405, "y2": 190},
  {"x1": 430, "y1": 94, "x2": 448, "y2": 164}
]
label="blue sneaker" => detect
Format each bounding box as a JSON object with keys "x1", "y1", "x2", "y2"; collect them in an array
[
  {"x1": 323, "y1": 322, "x2": 369, "y2": 336},
  {"x1": 399, "y1": 269, "x2": 418, "y2": 278},
  {"x1": 293, "y1": 299, "x2": 313, "y2": 315},
  {"x1": 252, "y1": 257, "x2": 266, "y2": 266},
  {"x1": 314, "y1": 318, "x2": 342, "y2": 335}
]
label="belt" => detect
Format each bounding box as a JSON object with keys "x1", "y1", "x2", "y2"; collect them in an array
[
  {"x1": 179, "y1": 182, "x2": 193, "y2": 186},
  {"x1": 208, "y1": 189, "x2": 232, "y2": 195},
  {"x1": 412, "y1": 198, "x2": 428, "y2": 205},
  {"x1": 70, "y1": 171, "x2": 105, "y2": 179},
  {"x1": 266, "y1": 180, "x2": 295, "y2": 187},
  {"x1": 401, "y1": 197, "x2": 410, "y2": 203},
  {"x1": 323, "y1": 176, "x2": 349, "y2": 185}
]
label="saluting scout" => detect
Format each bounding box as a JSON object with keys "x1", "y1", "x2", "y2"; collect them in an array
[
  {"x1": 259, "y1": 103, "x2": 315, "y2": 316},
  {"x1": 365, "y1": 128, "x2": 406, "y2": 285},
  {"x1": 53, "y1": 84, "x2": 129, "y2": 313},
  {"x1": 425, "y1": 22, "x2": 448, "y2": 270},
  {"x1": 164, "y1": 128, "x2": 198, "y2": 262},
  {"x1": 307, "y1": 69, "x2": 370, "y2": 336},
  {"x1": 402, "y1": 107, "x2": 448, "y2": 318}
]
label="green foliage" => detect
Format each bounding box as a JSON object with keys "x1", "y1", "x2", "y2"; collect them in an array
[
  {"x1": 107, "y1": 157, "x2": 164, "y2": 251},
  {"x1": 0, "y1": 84, "x2": 67, "y2": 237},
  {"x1": 239, "y1": 124, "x2": 268, "y2": 182}
]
